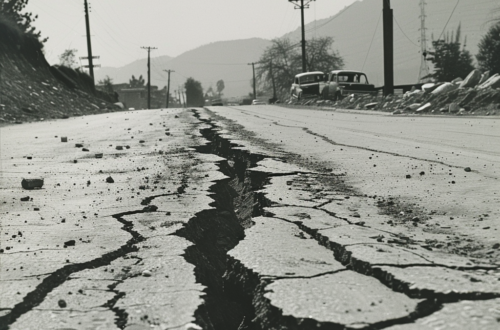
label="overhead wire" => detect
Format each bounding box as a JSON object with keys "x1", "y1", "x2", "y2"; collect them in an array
[
  {"x1": 361, "y1": 11, "x2": 382, "y2": 71},
  {"x1": 393, "y1": 14, "x2": 420, "y2": 48},
  {"x1": 437, "y1": 0, "x2": 460, "y2": 41}
]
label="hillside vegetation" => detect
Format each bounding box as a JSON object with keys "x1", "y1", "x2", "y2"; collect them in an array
[{"x1": 0, "y1": 12, "x2": 118, "y2": 125}]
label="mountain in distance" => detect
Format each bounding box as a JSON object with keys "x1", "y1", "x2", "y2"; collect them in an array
[
  {"x1": 95, "y1": 38, "x2": 271, "y2": 98},
  {"x1": 96, "y1": 55, "x2": 173, "y2": 86},
  {"x1": 96, "y1": 0, "x2": 499, "y2": 98}
]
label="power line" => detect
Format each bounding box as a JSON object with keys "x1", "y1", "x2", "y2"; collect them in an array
[
  {"x1": 362, "y1": 11, "x2": 382, "y2": 71},
  {"x1": 437, "y1": 0, "x2": 460, "y2": 41},
  {"x1": 393, "y1": 14, "x2": 419, "y2": 48}
]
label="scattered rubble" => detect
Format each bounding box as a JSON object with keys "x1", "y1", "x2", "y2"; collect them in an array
[{"x1": 287, "y1": 69, "x2": 500, "y2": 116}]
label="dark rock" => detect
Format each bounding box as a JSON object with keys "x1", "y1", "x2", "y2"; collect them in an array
[
  {"x1": 493, "y1": 243, "x2": 500, "y2": 249},
  {"x1": 143, "y1": 205, "x2": 158, "y2": 212},
  {"x1": 116, "y1": 146, "x2": 123, "y2": 150},
  {"x1": 464, "y1": 167, "x2": 472, "y2": 172},
  {"x1": 82, "y1": 148, "x2": 89, "y2": 152},
  {"x1": 75, "y1": 143, "x2": 83, "y2": 148},
  {"x1": 61, "y1": 137, "x2": 68, "y2": 142},
  {"x1": 406, "y1": 175, "x2": 411, "y2": 179},
  {"x1": 22, "y1": 178, "x2": 44, "y2": 189},
  {"x1": 58, "y1": 299, "x2": 67, "y2": 308},
  {"x1": 106, "y1": 176, "x2": 114, "y2": 183},
  {"x1": 64, "y1": 240, "x2": 76, "y2": 247},
  {"x1": 95, "y1": 153, "x2": 103, "y2": 158},
  {"x1": 20, "y1": 196, "x2": 30, "y2": 201}
]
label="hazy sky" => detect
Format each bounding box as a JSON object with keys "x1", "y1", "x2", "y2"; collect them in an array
[{"x1": 26, "y1": 0, "x2": 359, "y2": 68}]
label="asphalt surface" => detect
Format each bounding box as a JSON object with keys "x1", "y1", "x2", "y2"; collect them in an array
[{"x1": 1, "y1": 106, "x2": 499, "y2": 329}]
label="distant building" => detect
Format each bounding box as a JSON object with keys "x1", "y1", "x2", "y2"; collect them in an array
[{"x1": 112, "y1": 84, "x2": 167, "y2": 109}]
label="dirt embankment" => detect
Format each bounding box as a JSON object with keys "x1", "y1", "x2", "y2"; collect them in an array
[{"x1": 0, "y1": 25, "x2": 119, "y2": 125}]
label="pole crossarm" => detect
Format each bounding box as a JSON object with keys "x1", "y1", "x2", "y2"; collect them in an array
[{"x1": 288, "y1": 0, "x2": 315, "y2": 9}]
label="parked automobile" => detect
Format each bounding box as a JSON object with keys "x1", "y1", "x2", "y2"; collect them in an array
[
  {"x1": 290, "y1": 71, "x2": 325, "y2": 100},
  {"x1": 321, "y1": 70, "x2": 376, "y2": 100}
]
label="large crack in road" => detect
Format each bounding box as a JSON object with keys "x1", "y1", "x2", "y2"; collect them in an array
[
  {"x1": 1, "y1": 108, "x2": 499, "y2": 329},
  {"x1": 191, "y1": 108, "x2": 500, "y2": 329}
]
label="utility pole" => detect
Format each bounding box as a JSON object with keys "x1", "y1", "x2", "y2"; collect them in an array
[
  {"x1": 141, "y1": 46, "x2": 157, "y2": 109},
  {"x1": 289, "y1": 0, "x2": 315, "y2": 73},
  {"x1": 163, "y1": 70, "x2": 174, "y2": 108},
  {"x1": 270, "y1": 60, "x2": 277, "y2": 102},
  {"x1": 382, "y1": 0, "x2": 394, "y2": 96},
  {"x1": 418, "y1": 0, "x2": 429, "y2": 82},
  {"x1": 248, "y1": 62, "x2": 256, "y2": 100},
  {"x1": 84, "y1": 0, "x2": 95, "y2": 86}
]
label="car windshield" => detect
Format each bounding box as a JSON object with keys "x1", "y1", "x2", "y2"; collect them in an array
[
  {"x1": 337, "y1": 73, "x2": 368, "y2": 84},
  {"x1": 299, "y1": 74, "x2": 323, "y2": 84}
]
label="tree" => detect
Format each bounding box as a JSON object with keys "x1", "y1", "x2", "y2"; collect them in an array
[
  {"x1": 476, "y1": 22, "x2": 500, "y2": 75},
  {"x1": 98, "y1": 76, "x2": 114, "y2": 94},
  {"x1": 129, "y1": 75, "x2": 145, "y2": 88},
  {"x1": 425, "y1": 24, "x2": 475, "y2": 82},
  {"x1": 0, "y1": 0, "x2": 46, "y2": 42},
  {"x1": 59, "y1": 49, "x2": 78, "y2": 68},
  {"x1": 256, "y1": 37, "x2": 344, "y2": 99},
  {"x1": 216, "y1": 79, "x2": 225, "y2": 97},
  {"x1": 184, "y1": 78, "x2": 204, "y2": 107}
]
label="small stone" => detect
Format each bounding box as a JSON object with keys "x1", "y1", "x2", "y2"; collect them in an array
[
  {"x1": 22, "y1": 178, "x2": 44, "y2": 189},
  {"x1": 58, "y1": 299, "x2": 67, "y2": 308},
  {"x1": 64, "y1": 240, "x2": 76, "y2": 247},
  {"x1": 184, "y1": 323, "x2": 202, "y2": 330},
  {"x1": 492, "y1": 243, "x2": 500, "y2": 249},
  {"x1": 419, "y1": 171, "x2": 425, "y2": 176},
  {"x1": 95, "y1": 153, "x2": 103, "y2": 159},
  {"x1": 20, "y1": 196, "x2": 30, "y2": 201},
  {"x1": 106, "y1": 176, "x2": 114, "y2": 183},
  {"x1": 61, "y1": 137, "x2": 68, "y2": 142},
  {"x1": 75, "y1": 143, "x2": 83, "y2": 148},
  {"x1": 116, "y1": 146, "x2": 123, "y2": 150},
  {"x1": 142, "y1": 270, "x2": 152, "y2": 277},
  {"x1": 464, "y1": 167, "x2": 472, "y2": 172},
  {"x1": 405, "y1": 175, "x2": 411, "y2": 179},
  {"x1": 82, "y1": 148, "x2": 89, "y2": 152},
  {"x1": 143, "y1": 205, "x2": 158, "y2": 212}
]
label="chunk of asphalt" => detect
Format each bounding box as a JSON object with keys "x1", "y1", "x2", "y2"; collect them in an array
[
  {"x1": 21, "y1": 178, "x2": 44, "y2": 189},
  {"x1": 63, "y1": 240, "x2": 76, "y2": 247}
]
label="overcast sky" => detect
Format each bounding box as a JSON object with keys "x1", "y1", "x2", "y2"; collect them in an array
[{"x1": 26, "y1": 0, "x2": 359, "y2": 68}]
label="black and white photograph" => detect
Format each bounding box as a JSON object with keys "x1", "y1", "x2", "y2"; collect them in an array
[{"x1": 1, "y1": 1, "x2": 499, "y2": 329}]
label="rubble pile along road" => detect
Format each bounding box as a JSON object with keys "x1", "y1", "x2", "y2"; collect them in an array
[{"x1": 0, "y1": 105, "x2": 499, "y2": 330}]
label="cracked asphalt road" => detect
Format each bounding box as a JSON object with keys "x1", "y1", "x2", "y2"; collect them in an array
[{"x1": 1, "y1": 106, "x2": 499, "y2": 329}]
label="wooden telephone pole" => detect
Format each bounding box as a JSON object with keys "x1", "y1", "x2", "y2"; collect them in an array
[
  {"x1": 163, "y1": 70, "x2": 174, "y2": 108},
  {"x1": 289, "y1": 0, "x2": 315, "y2": 73},
  {"x1": 248, "y1": 62, "x2": 256, "y2": 100},
  {"x1": 83, "y1": 0, "x2": 97, "y2": 87},
  {"x1": 383, "y1": 0, "x2": 394, "y2": 96},
  {"x1": 141, "y1": 46, "x2": 157, "y2": 109}
]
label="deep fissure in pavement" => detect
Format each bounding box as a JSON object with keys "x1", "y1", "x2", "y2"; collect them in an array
[
  {"x1": 189, "y1": 110, "x2": 499, "y2": 329},
  {"x1": 173, "y1": 111, "x2": 269, "y2": 330}
]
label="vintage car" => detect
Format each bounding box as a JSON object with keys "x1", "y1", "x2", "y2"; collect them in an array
[
  {"x1": 321, "y1": 70, "x2": 376, "y2": 100},
  {"x1": 290, "y1": 71, "x2": 325, "y2": 100}
]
